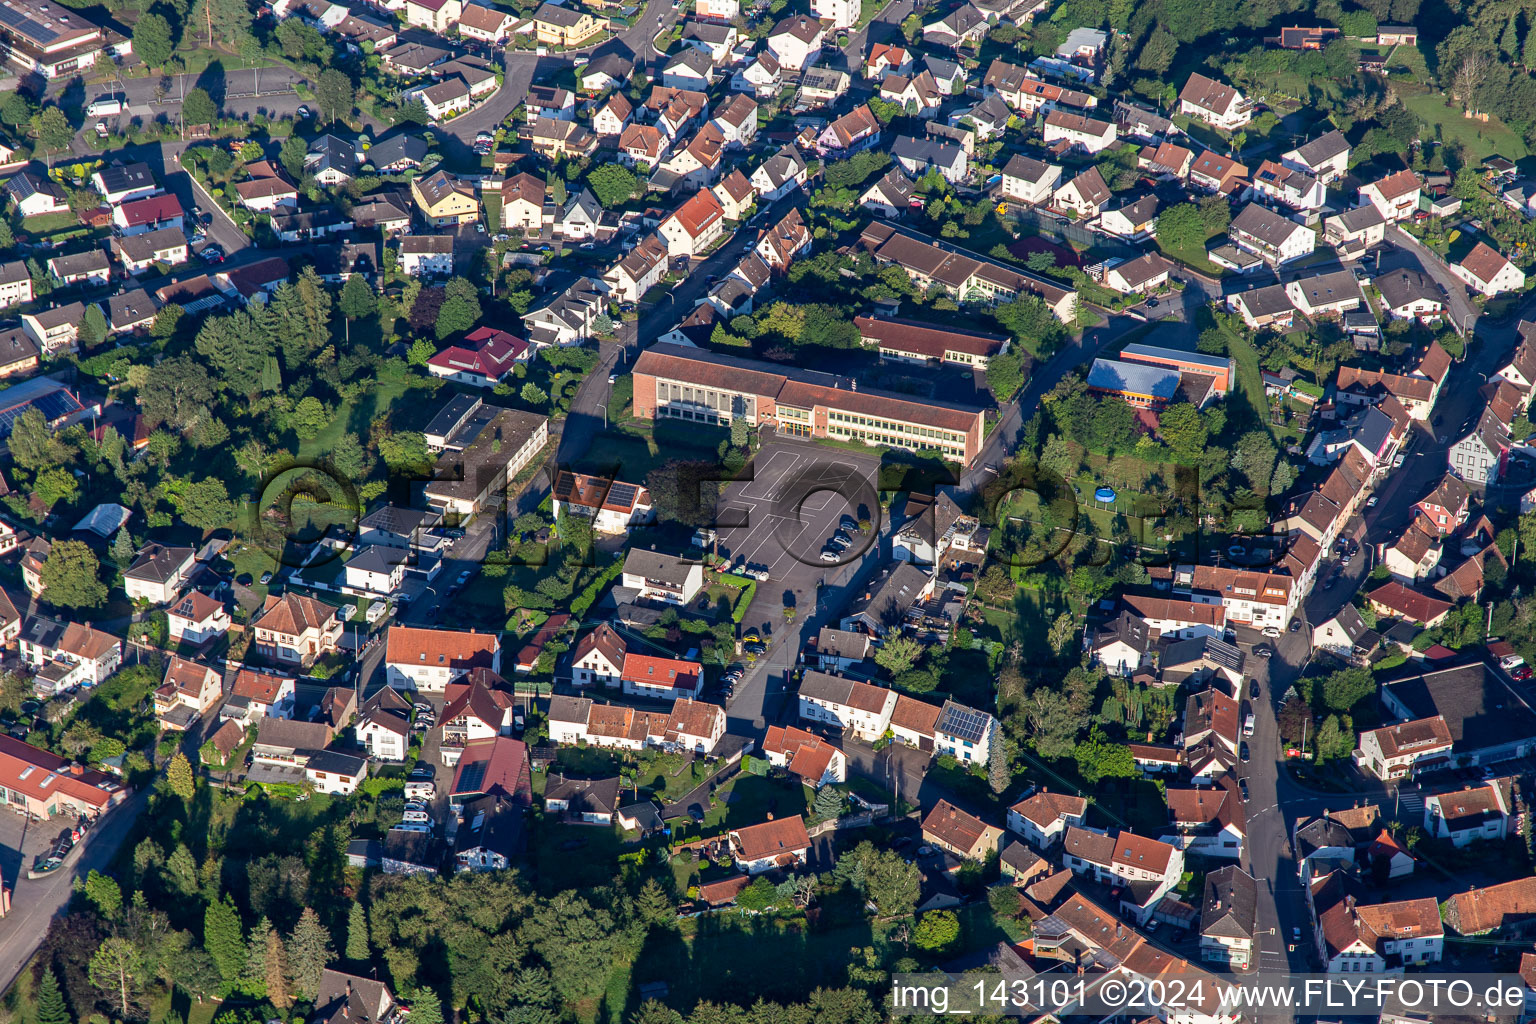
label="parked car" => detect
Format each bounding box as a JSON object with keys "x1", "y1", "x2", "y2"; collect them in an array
[{"x1": 1239, "y1": 779, "x2": 1250, "y2": 802}]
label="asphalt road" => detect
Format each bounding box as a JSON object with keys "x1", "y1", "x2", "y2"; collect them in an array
[{"x1": 440, "y1": 0, "x2": 683, "y2": 156}]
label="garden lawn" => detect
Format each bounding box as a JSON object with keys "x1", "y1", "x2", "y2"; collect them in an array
[
  {"x1": 296, "y1": 379, "x2": 413, "y2": 461},
  {"x1": 1402, "y1": 90, "x2": 1529, "y2": 161},
  {"x1": 530, "y1": 819, "x2": 627, "y2": 891}
]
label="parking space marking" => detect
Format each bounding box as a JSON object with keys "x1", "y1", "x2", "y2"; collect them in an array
[{"x1": 740, "y1": 450, "x2": 799, "y2": 500}]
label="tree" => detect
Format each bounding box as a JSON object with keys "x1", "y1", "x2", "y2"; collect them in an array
[
  {"x1": 178, "y1": 478, "x2": 235, "y2": 532},
  {"x1": 435, "y1": 295, "x2": 478, "y2": 340},
  {"x1": 873, "y1": 635, "x2": 922, "y2": 677},
  {"x1": 31, "y1": 107, "x2": 73, "y2": 154},
  {"x1": 166, "y1": 752, "x2": 195, "y2": 800},
  {"x1": 345, "y1": 901, "x2": 370, "y2": 962},
  {"x1": 1321, "y1": 666, "x2": 1374, "y2": 713},
  {"x1": 81, "y1": 869, "x2": 122, "y2": 918},
  {"x1": 988, "y1": 733, "x2": 1009, "y2": 795},
  {"x1": 77, "y1": 304, "x2": 109, "y2": 350},
  {"x1": 812, "y1": 785, "x2": 844, "y2": 819},
  {"x1": 286, "y1": 907, "x2": 333, "y2": 1000},
  {"x1": 1073, "y1": 728, "x2": 1135, "y2": 784},
  {"x1": 587, "y1": 164, "x2": 639, "y2": 208},
  {"x1": 89, "y1": 937, "x2": 141, "y2": 1018},
  {"x1": 985, "y1": 350, "x2": 1025, "y2": 400},
  {"x1": 988, "y1": 884, "x2": 1020, "y2": 920},
  {"x1": 339, "y1": 274, "x2": 377, "y2": 321},
  {"x1": 404, "y1": 988, "x2": 444, "y2": 1024},
  {"x1": 204, "y1": 896, "x2": 246, "y2": 983},
  {"x1": 316, "y1": 69, "x2": 356, "y2": 125},
  {"x1": 1023, "y1": 687, "x2": 1080, "y2": 759},
  {"x1": 735, "y1": 877, "x2": 781, "y2": 912},
  {"x1": 35, "y1": 965, "x2": 70, "y2": 1024},
  {"x1": 863, "y1": 849, "x2": 920, "y2": 917},
  {"x1": 40, "y1": 541, "x2": 107, "y2": 610},
  {"x1": 265, "y1": 927, "x2": 291, "y2": 1009},
  {"x1": 1155, "y1": 203, "x2": 1207, "y2": 255},
  {"x1": 635, "y1": 878, "x2": 673, "y2": 925},
  {"x1": 519, "y1": 383, "x2": 547, "y2": 406},
  {"x1": 913, "y1": 910, "x2": 960, "y2": 952},
  {"x1": 0, "y1": 90, "x2": 33, "y2": 129},
  {"x1": 195, "y1": 310, "x2": 270, "y2": 391},
  {"x1": 291, "y1": 396, "x2": 330, "y2": 440},
  {"x1": 280, "y1": 136, "x2": 308, "y2": 180},
  {"x1": 133, "y1": 13, "x2": 174, "y2": 69},
  {"x1": 407, "y1": 338, "x2": 436, "y2": 366},
  {"x1": 138, "y1": 356, "x2": 214, "y2": 431},
  {"x1": 182, "y1": 88, "x2": 217, "y2": 127}
]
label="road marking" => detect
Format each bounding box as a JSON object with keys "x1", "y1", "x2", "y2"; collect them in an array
[{"x1": 741, "y1": 450, "x2": 798, "y2": 499}]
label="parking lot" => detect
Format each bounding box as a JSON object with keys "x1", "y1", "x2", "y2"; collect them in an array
[
  {"x1": 714, "y1": 444, "x2": 883, "y2": 583},
  {"x1": 0, "y1": 803, "x2": 84, "y2": 891}
]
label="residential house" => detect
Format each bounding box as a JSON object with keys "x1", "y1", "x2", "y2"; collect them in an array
[
  {"x1": 1453, "y1": 242, "x2": 1526, "y2": 296},
  {"x1": 1178, "y1": 73, "x2": 1252, "y2": 130},
  {"x1": 113, "y1": 227, "x2": 188, "y2": 275},
  {"x1": 7, "y1": 172, "x2": 66, "y2": 217},
  {"x1": 1366, "y1": 581, "x2": 1452, "y2": 626},
  {"x1": 1104, "y1": 252, "x2": 1173, "y2": 295},
  {"x1": 47, "y1": 250, "x2": 111, "y2": 288},
  {"x1": 1164, "y1": 780, "x2": 1246, "y2": 859},
  {"x1": 1042, "y1": 109, "x2": 1116, "y2": 154},
  {"x1": 250, "y1": 593, "x2": 341, "y2": 667},
  {"x1": 713, "y1": 169, "x2": 756, "y2": 220},
  {"x1": 817, "y1": 104, "x2": 880, "y2": 158},
  {"x1": 1007, "y1": 790, "x2": 1087, "y2": 847},
  {"x1": 166, "y1": 591, "x2": 230, "y2": 646},
  {"x1": 0, "y1": 736, "x2": 125, "y2": 819},
  {"x1": 797, "y1": 671, "x2": 898, "y2": 740},
  {"x1": 1281, "y1": 129, "x2": 1351, "y2": 183},
  {"x1": 221, "y1": 668, "x2": 296, "y2": 723},
  {"x1": 880, "y1": 70, "x2": 943, "y2": 116},
  {"x1": 1424, "y1": 778, "x2": 1516, "y2": 846},
  {"x1": 552, "y1": 471, "x2": 653, "y2": 533},
  {"x1": 153, "y1": 657, "x2": 223, "y2": 731},
  {"x1": 1189, "y1": 151, "x2": 1249, "y2": 194},
  {"x1": 527, "y1": 117, "x2": 597, "y2": 159},
  {"x1": 762, "y1": 725, "x2": 846, "y2": 787},
  {"x1": 1049, "y1": 167, "x2": 1111, "y2": 222},
  {"x1": 398, "y1": 235, "x2": 455, "y2": 277},
  {"x1": 921, "y1": 3, "x2": 987, "y2": 47},
  {"x1": 1324, "y1": 204, "x2": 1387, "y2": 260},
  {"x1": 1251, "y1": 160, "x2": 1326, "y2": 210},
  {"x1": 544, "y1": 774, "x2": 620, "y2": 823},
  {"x1": 1061, "y1": 826, "x2": 1186, "y2": 923},
  {"x1": 385, "y1": 626, "x2": 501, "y2": 692},
  {"x1": 658, "y1": 188, "x2": 727, "y2": 257},
  {"x1": 1360, "y1": 170, "x2": 1422, "y2": 222},
  {"x1": 122, "y1": 542, "x2": 195, "y2": 604},
  {"x1": 1201, "y1": 866, "x2": 1258, "y2": 968},
  {"x1": 1228, "y1": 203, "x2": 1316, "y2": 265},
  {"x1": 765, "y1": 14, "x2": 823, "y2": 71},
  {"x1": 730, "y1": 816, "x2": 811, "y2": 873},
  {"x1": 604, "y1": 235, "x2": 669, "y2": 303},
  {"x1": 531, "y1": 2, "x2": 604, "y2": 45},
  {"x1": 592, "y1": 92, "x2": 633, "y2": 137},
  {"x1": 19, "y1": 302, "x2": 86, "y2": 356},
  {"x1": 1311, "y1": 604, "x2": 1380, "y2": 663},
  {"x1": 923, "y1": 801, "x2": 1003, "y2": 868},
  {"x1": 19, "y1": 618, "x2": 122, "y2": 694},
  {"x1": 732, "y1": 51, "x2": 781, "y2": 98},
  {"x1": 751, "y1": 145, "x2": 809, "y2": 200},
  {"x1": 1097, "y1": 195, "x2": 1160, "y2": 241},
  {"x1": 412, "y1": 170, "x2": 479, "y2": 227},
  {"x1": 620, "y1": 651, "x2": 700, "y2": 700}
]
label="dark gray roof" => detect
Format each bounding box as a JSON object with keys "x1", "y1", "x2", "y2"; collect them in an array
[
  {"x1": 455, "y1": 793, "x2": 525, "y2": 858},
  {"x1": 544, "y1": 773, "x2": 620, "y2": 815},
  {"x1": 1162, "y1": 636, "x2": 1244, "y2": 673},
  {"x1": 1374, "y1": 269, "x2": 1444, "y2": 310},
  {"x1": 623, "y1": 547, "x2": 697, "y2": 588},
  {"x1": 1380, "y1": 661, "x2": 1536, "y2": 751},
  {"x1": 1290, "y1": 129, "x2": 1349, "y2": 167},
  {"x1": 347, "y1": 545, "x2": 406, "y2": 574},
  {"x1": 1294, "y1": 815, "x2": 1354, "y2": 857},
  {"x1": 1231, "y1": 203, "x2": 1307, "y2": 247},
  {"x1": 306, "y1": 134, "x2": 358, "y2": 174},
  {"x1": 1233, "y1": 283, "x2": 1294, "y2": 317},
  {"x1": 1093, "y1": 609, "x2": 1149, "y2": 653},
  {"x1": 935, "y1": 700, "x2": 990, "y2": 742},
  {"x1": 307, "y1": 748, "x2": 368, "y2": 776},
  {"x1": 96, "y1": 162, "x2": 155, "y2": 195},
  {"x1": 1291, "y1": 269, "x2": 1361, "y2": 308},
  {"x1": 368, "y1": 133, "x2": 428, "y2": 168},
  {"x1": 359, "y1": 504, "x2": 429, "y2": 536},
  {"x1": 108, "y1": 288, "x2": 159, "y2": 329},
  {"x1": 1201, "y1": 865, "x2": 1257, "y2": 940}
]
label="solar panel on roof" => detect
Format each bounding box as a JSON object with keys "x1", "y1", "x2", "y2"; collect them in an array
[
  {"x1": 607, "y1": 482, "x2": 637, "y2": 507},
  {"x1": 456, "y1": 761, "x2": 486, "y2": 793},
  {"x1": 941, "y1": 706, "x2": 988, "y2": 742}
]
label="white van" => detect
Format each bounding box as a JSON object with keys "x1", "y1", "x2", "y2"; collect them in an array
[
  {"x1": 404, "y1": 780, "x2": 435, "y2": 800},
  {"x1": 1243, "y1": 713, "x2": 1256, "y2": 737},
  {"x1": 390, "y1": 821, "x2": 431, "y2": 835},
  {"x1": 86, "y1": 98, "x2": 122, "y2": 118},
  {"x1": 400, "y1": 810, "x2": 431, "y2": 824},
  {"x1": 366, "y1": 600, "x2": 388, "y2": 624}
]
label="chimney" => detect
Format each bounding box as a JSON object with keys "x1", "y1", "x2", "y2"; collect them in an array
[{"x1": 69, "y1": 764, "x2": 83, "y2": 775}]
